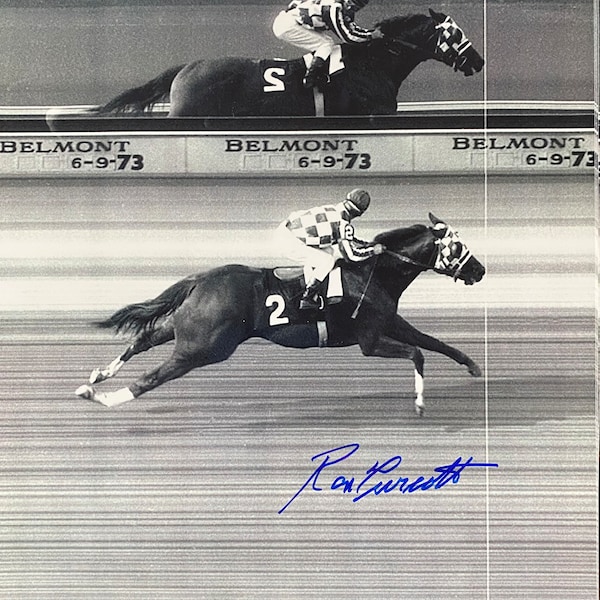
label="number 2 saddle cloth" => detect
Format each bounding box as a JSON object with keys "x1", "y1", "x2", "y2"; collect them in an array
[
  {"x1": 257, "y1": 46, "x2": 345, "y2": 116},
  {"x1": 252, "y1": 265, "x2": 352, "y2": 348}
]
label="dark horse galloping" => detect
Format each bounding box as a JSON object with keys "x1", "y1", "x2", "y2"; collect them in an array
[
  {"x1": 93, "y1": 9, "x2": 483, "y2": 117},
  {"x1": 76, "y1": 214, "x2": 485, "y2": 416}
]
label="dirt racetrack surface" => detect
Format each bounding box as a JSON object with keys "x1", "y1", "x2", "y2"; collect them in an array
[{"x1": 0, "y1": 310, "x2": 596, "y2": 599}]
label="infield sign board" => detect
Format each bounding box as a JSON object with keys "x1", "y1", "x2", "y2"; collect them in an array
[{"x1": 0, "y1": 130, "x2": 596, "y2": 177}]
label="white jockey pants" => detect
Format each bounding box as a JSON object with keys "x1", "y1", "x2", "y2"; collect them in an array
[
  {"x1": 274, "y1": 222, "x2": 339, "y2": 283},
  {"x1": 272, "y1": 10, "x2": 337, "y2": 60}
]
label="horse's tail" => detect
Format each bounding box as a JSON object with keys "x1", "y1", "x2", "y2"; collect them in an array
[
  {"x1": 94, "y1": 64, "x2": 186, "y2": 115},
  {"x1": 95, "y1": 276, "x2": 197, "y2": 336}
]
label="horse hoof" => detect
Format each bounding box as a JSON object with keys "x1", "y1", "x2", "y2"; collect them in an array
[
  {"x1": 75, "y1": 384, "x2": 95, "y2": 400},
  {"x1": 468, "y1": 362, "x2": 482, "y2": 377},
  {"x1": 415, "y1": 396, "x2": 425, "y2": 417},
  {"x1": 89, "y1": 368, "x2": 105, "y2": 385}
]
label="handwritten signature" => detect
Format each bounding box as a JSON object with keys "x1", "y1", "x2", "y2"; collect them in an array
[{"x1": 279, "y1": 443, "x2": 498, "y2": 514}]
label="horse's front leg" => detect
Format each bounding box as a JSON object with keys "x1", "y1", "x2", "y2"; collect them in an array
[
  {"x1": 393, "y1": 314, "x2": 482, "y2": 377},
  {"x1": 359, "y1": 335, "x2": 426, "y2": 416}
]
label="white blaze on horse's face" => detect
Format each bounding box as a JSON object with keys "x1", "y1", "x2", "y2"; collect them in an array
[{"x1": 432, "y1": 222, "x2": 473, "y2": 281}]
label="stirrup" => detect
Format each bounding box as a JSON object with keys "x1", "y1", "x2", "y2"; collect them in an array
[
  {"x1": 303, "y1": 58, "x2": 329, "y2": 90},
  {"x1": 299, "y1": 294, "x2": 324, "y2": 311},
  {"x1": 303, "y1": 72, "x2": 330, "y2": 90}
]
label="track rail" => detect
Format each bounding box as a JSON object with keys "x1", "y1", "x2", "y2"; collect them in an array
[{"x1": 0, "y1": 101, "x2": 596, "y2": 132}]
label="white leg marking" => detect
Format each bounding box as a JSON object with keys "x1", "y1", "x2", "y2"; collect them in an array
[
  {"x1": 89, "y1": 356, "x2": 125, "y2": 384},
  {"x1": 94, "y1": 387, "x2": 135, "y2": 407},
  {"x1": 75, "y1": 384, "x2": 95, "y2": 400},
  {"x1": 414, "y1": 369, "x2": 425, "y2": 416},
  {"x1": 75, "y1": 384, "x2": 135, "y2": 407}
]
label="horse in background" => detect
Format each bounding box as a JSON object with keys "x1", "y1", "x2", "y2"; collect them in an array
[
  {"x1": 87, "y1": 9, "x2": 483, "y2": 118},
  {"x1": 75, "y1": 213, "x2": 485, "y2": 416}
]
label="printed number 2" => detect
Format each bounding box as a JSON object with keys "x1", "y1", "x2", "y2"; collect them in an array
[
  {"x1": 266, "y1": 294, "x2": 289, "y2": 326},
  {"x1": 263, "y1": 67, "x2": 286, "y2": 93}
]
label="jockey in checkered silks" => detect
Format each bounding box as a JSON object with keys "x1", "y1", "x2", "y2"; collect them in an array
[
  {"x1": 274, "y1": 189, "x2": 386, "y2": 310},
  {"x1": 272, "y1": 0, "x2": 383, "y2": 90}
]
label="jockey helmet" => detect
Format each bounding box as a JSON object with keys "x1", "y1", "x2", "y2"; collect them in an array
[{"x1": 343, "y1": 188, "x2": 371, "y2": 217}]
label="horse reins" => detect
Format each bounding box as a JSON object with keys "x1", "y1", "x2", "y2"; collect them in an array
[
  {"x1": 350, "y1": 256, "x2": 378, "y2": 319},
  {"x1": 384, "y1": 239, "x2": 472, "y2": 281},
  {"x1": 383, "y1": 18, "x2": 472, "y2": 69},
  {"x1": 350, "y1": 231, "x2": 471, "y2": 319},
  {"x1": 383, "y1": 248, "x2": 433, "y2": 270},
  {"x1": 384, "y1": 36, "x2": 439, "y2": 62},
  {"x1": 351, "y1": 247, "x2": 442, "y2": 319}
]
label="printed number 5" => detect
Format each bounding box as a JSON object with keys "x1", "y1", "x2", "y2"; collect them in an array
[
  {"x1": 263, "y1": 67, "x2": 286, "y2": 93},
  {"x1": 266, "y1": 294, "x2": 289, "y2": 326}
]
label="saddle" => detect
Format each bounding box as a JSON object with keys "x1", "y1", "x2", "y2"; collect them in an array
[
  {"x1": 273, "y1": 266, "x2": 344, "y2": 306},
  {"x1": 253, "y1": 265, "x2": 347, "y2": 348}
]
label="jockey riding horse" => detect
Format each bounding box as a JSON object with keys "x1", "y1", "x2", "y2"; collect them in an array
[{"x1": 273, "y1": 0, "x2": 382, "y2": 89}]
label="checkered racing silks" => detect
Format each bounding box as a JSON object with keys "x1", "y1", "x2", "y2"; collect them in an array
[
  {"x1": 432, "y1": 222, "x2": 473, "y2": 280},
  {"x1": 286, "y1": 205, "x2": 349, "y2": 248},
  {"x1": 285, "y1": 0, "x2": 374, "y2": 44},
  {"x1": 283, "y1": 202, "x2": 379, "y2": 269},
  {"x1": 434, "y1": 15, "x2": 473, "y2": 67}
]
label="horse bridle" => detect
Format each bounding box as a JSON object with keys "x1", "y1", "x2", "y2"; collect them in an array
[
  {"x1": 383, "y1": 228, "x2": 473, "y2": 281},
  {"x1": 351, "y1": 225, "x2": 472, "y2": 318},
  {"x1": 383, "y1": 16, "x2": 472, "y2": 70}
]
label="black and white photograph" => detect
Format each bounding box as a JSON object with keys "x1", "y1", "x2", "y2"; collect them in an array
[{"x1": 0, "y1": 0, "x2": 597, "y2": 598}]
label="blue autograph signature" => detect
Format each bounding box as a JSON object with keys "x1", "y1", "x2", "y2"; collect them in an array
[{"x1": 279, "y1": 443, "x2": 498, "y2": 514}]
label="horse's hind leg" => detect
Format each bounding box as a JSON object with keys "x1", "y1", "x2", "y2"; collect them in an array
[
  {"x1": 80, "y1": 319, "x2": 247, "y2": 407},
  {"x1": 128, "y1": 319, "x2": 246, "y2": 399},
  {"x1": 88, "y1": 321, "x2": 175, "y2": 385},
  {"x1": 77, "y1": 350, "x2": 194, "y2": 407},
  {"x1": 128, "y1": 351, "x2": 199, "y2": 399},
  {"x1": 83, "y1": 351, "x2": 223, "y2": 408}
]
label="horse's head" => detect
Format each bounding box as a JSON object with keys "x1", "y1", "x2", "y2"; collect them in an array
[
  {"x1": 427, "y1": 9, "x2": 484, "y2": 76},
  {"x1": 427, "y1": 213, "x2": 485, "y2": 285},
  {"x1": 377, "y1": 9, "x2": 484, "y2": 77},
  {"x1": 376, "y1": 215, "x2": 485, "y2": 286}
]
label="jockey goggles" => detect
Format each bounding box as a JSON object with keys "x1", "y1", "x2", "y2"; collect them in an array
[{"x1": 344, "y1": 199, "x2": 364, "y2": 216}]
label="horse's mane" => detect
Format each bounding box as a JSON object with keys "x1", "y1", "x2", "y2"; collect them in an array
[
  {"x1": 374, "y1": 224, "x2": 430, "y2": 248},
  {"x1": 375, "y1": 13, "x2": 432, "y2": 39}
]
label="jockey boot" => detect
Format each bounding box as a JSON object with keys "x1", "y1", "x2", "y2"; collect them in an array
[
  {"x1": 303, "y1": 56, "x2": 329, "y2": 90},
  {"x1": 299, "y1": 281, "x2": 323, "y2": 310}
]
